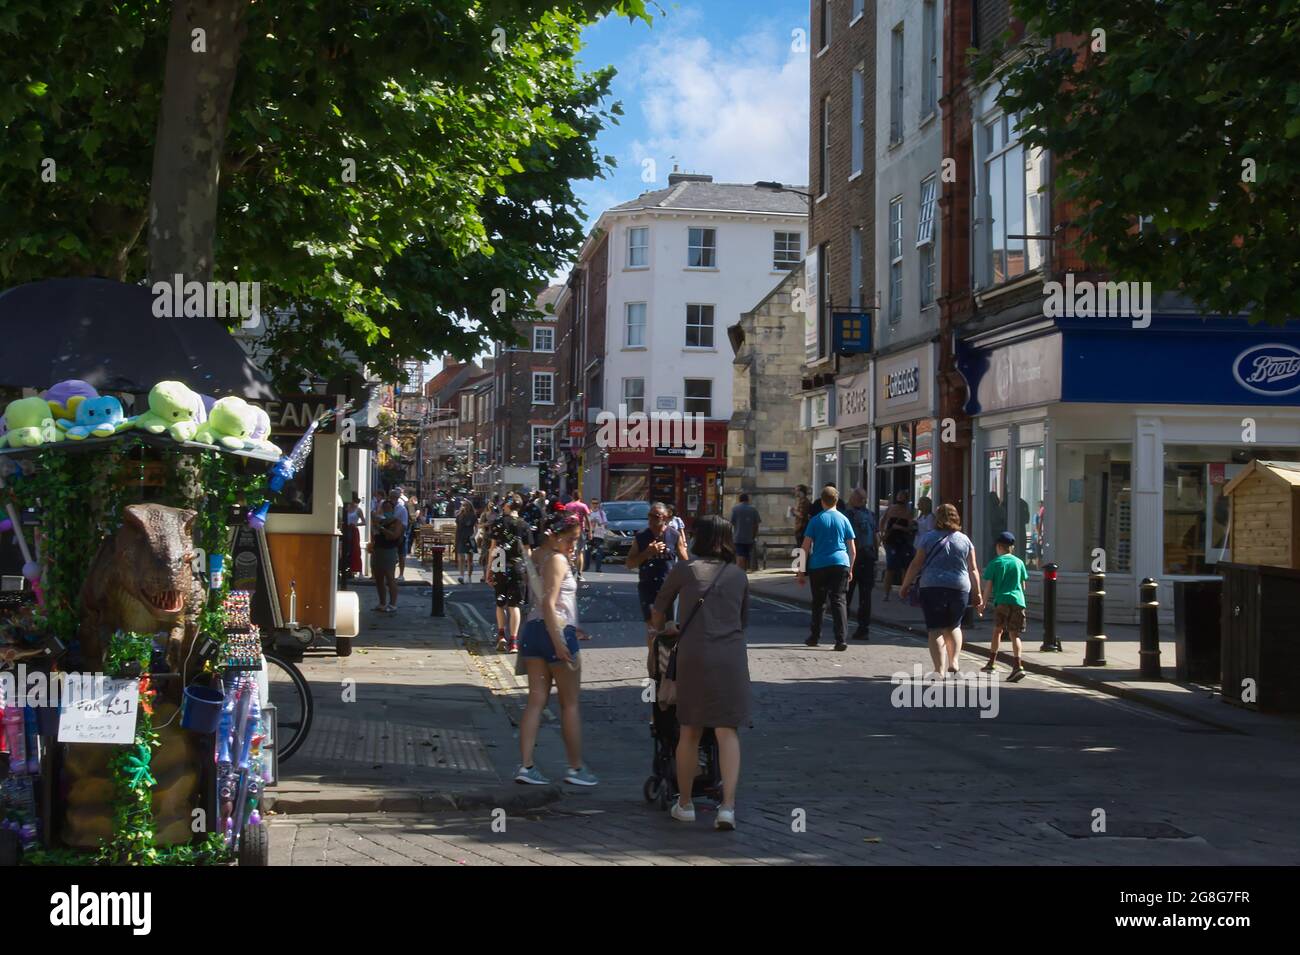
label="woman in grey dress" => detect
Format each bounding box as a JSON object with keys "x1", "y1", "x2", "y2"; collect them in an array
[{"x1": 651, "y1": 515, "x2": 750, "y2": 831}]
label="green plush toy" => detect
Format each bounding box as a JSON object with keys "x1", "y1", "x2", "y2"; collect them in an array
[
  {"x1": 192, "y1": 396, "x2": 255, "y2": 450},
  {"x1": 0, "y1": 396, "x2": 65, "y2": 448},
  {"x1": 128, "y1": 380, "x2": 201, "y2": 442}
]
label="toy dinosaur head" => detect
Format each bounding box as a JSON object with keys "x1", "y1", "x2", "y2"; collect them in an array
[
  {"x1": 115, "y1": 503, "x2": 197, "y2": 620},
  {"x1": 148, "y1": 381, "x2": 199, "y2": 424},
  {"x1": 208, "y1": 396, "x2": 253, "y2": 438}
]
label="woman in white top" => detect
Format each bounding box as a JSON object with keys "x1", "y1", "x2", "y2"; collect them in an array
[{"x1": 514, "y1": 511, "x2": 598, "y2": 788}]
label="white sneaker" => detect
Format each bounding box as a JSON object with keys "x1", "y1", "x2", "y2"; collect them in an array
[
  {"x1": 670, "y1": 802, "x2": 696, "y2": 823},
  {"x1": 715, "y1": 807, "x2": 736, "y2": 831}
]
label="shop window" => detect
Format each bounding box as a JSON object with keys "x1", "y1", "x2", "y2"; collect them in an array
[
  {"x1": 815, "y1": 449, "x2": 838, "y2": 491},
  {"x1": 1162, "y1": 444, "x2": 1300, "y2": 574},
  {"x1": 1054, "y1": 442, "x2": 1132, "y2": 574},
  {"x1": 608, "y1": 466, "x2": 649, "y2": 501},
  {"x1": 913, "y1": 420, "x2": 934, "y2": 508},
  {"x1": 1019, "y1": 445, "x2": 1046, "y2": 570},
  {"x1": 840, "y1": 442, "x2": 865, "y2": 494},
  {"x1": 981, "y1": 448, "x2": 1008, "y2": 567}
]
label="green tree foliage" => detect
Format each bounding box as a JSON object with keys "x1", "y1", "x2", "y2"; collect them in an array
[
  {"x1": 0, "y1": 1, "x2": 649, "y2": 386},
  {"x1": 986, "y1": 1, "x2": 1299, "y2": 323}
]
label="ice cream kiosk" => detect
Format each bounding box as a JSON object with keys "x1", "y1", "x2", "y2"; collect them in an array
[{"x1": 234, "y1": 395, "x2": 360, "y2": 656}]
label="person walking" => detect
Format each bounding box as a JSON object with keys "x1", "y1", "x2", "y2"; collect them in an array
[
  {"x1": 844, "y1": 488, "x2": 878, "y2": 641},
  {"x1": 627, "y1": 502, "x2": 689, "y2": 634},
  {"x1": 341, "y1": 496, "x2": 365, "y2": 581},
  {"x1": 788, "y1": 485, "x2": 811, "y2": 549},
  {"x1": 587, "y1": 498, "x2": 608, "y2": 573},
  {"x1": 564, "y1": 493, "x2": 591, "y2": 581},
  {"x1": 729, "y1": 493, "x2": 761, "y2": 572},
  {"x1": 454, "y1": 499, "x2": 478, "y2": 583},
  {"x1": 915, "y1": 496, "x2": 936, "y2": 537},
  {"x1": 369, "y1": 500, "x2": 404, "y2": 613},
  {"x1": 981, "y1": 531, "x2": 1029, "y2": 681},
  {"x1": 796, "y1": 485, "x2": 856, "y2": 651},
  {"x1": 881, "y1": 491, "x2": 916, "y2": 602},
  {"x1": 900, "y1": 503, "x2": 984, "y2": 678},
  {"x1": 514, "y1": 511, "x2": 598, "y2": 788},
  {"x1": 664, "y1": 504, "x2": 686, "y2": 559},
  {"x1": 389, "y1": 488, "x2": 410, "y2": 580},
  {"x1": 487, "y1": 496, "x2": 530, "y2": 652},
  {"x1": 650, "y1": 515, "x2": 750, "y2": 831},
  {"x1": 808, "y1": 482, "x2": 849, "y2": 516}
]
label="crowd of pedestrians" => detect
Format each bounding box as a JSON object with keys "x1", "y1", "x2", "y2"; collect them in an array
[{"x1": 344, "y1": 478, "x2": 1032, "y2": 832}]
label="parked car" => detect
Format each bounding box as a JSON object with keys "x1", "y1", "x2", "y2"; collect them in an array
[{"x1": 599, "y1": 500, "x2": 652, "y2": 562}]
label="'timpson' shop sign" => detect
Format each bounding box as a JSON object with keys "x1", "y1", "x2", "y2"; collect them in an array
[{"x1": 1233, "y1": 344, "x2": 1300, "y2": 397}]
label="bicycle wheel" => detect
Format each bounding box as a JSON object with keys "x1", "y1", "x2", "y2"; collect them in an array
[{"x1": 263, "y1": 650, "x2": 313, "y2": 763}]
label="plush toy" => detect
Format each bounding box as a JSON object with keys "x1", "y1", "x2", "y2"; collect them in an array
[
  {"x1": 42, "y1": 380, "x2": 99, "y2": 422},
  {"x1": 192, "y1": 396, "x2": 255, "y2": 450},
  {"x1": 128, "y1": 381, "x2": 202, "y2": 441},
  {"x1": 56, "y1": 395, "x2": 128, "y2": 440},
  {"x1": 0, "y1": 397, "x2": 64, "y2": 448}
]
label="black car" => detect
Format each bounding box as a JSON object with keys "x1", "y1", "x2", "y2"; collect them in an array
[{"x1": 598, "y1": 501, "x2": 652, "y2": 562}]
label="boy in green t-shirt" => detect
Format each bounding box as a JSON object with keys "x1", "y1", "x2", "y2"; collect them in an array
[{"x1": 980, "y1": 531, "x2": 1029, "y2": 681}]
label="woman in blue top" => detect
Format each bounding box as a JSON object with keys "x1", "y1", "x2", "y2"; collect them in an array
[{"x1": 899, "y1": 503, "x2": 984, "y2": 677}]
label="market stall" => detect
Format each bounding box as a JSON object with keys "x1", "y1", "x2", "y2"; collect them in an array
[{"x1": 0, "y1": 377, "x2": 320, "y2": 865}]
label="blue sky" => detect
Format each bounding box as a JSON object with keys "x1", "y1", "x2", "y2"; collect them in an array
[
  {"x1": 432, "y1": 0, "x2": 810, "y2": 375},
  {"x1": 573, "y1": 0, "x2": 811, "y2": 230}
]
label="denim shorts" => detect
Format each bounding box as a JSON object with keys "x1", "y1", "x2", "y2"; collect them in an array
[
  {"x1": 919, "y1": 587, "x2": 968, "y2": 631},
  {"x1": 518, "y1": 618, "x2": 579, "y2": 663}
]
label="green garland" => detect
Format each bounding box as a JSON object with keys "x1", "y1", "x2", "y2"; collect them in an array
[{"x1": 99, "y1": 632, "x2": 159, "y2": 866}]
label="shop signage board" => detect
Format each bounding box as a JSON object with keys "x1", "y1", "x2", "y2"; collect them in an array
[
  {"x1": 877, "y1": 346, "x2": 930, "y2": 423},
  {"x1": 760, "y1": 451, "x2": 789, "y2": 472},
  {"x1": 836, "y1": 369, "x2": 872, "y2": 431},
  {"x1": 833, "y1": 310, "x2": 872, "y2": 354},
  {"x1": 568, "y1": 422, "x2": 585, "y2": 437},
  {"x1": 804, "y1": 247, "x2": 821, "y2": 363},
  {"x1": 58, "y1": 678, "x2": 140, "y2": 745}
]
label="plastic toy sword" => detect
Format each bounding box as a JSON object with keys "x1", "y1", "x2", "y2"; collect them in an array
[{"x1": 246, "y1": 401, "x2": 353, "y2": 528}]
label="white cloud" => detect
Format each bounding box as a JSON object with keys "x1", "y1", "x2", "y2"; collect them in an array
[{"x1": 627, "y1": 21, "x2": 809, "y2": 187}]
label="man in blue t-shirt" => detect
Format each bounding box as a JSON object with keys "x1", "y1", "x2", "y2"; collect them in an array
[{"x1": 796, "y1": 485, "x2": 857, "y2": 651}]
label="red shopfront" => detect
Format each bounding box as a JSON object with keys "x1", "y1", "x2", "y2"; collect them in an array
[{"x1": 604, "y1": 422, "x2": 728, "y2": 528}]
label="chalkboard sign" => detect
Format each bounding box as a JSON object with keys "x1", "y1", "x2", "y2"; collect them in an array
[{"x1": 228, "y1": 525, "x2": 280, "y2": 630}]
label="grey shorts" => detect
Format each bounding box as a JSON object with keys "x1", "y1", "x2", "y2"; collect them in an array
[{"x1": 371, "y1": 547, "x2": 399, "y2": 576}]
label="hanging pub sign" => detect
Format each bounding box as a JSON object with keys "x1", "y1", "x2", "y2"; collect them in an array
[{"x1": 832, "y1": 310, "x2": 872, "y2": 355}]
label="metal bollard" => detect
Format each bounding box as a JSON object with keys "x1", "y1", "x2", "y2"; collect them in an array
[
  {"x1": 1083, "y1": 571, "x2": 1107, "y2": 665},
  {"x1": 429, "y1": 546, "x2": 445, "y2": 617},
  {"x1": 1039, "y1": 563, "x2": 1061, "y2": 651},
  {"x1": 1138, "y1": 577, "x2": 1161, "y2": 678}
]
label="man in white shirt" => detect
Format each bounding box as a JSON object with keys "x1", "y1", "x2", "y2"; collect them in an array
[
  {"x1": 390, "y1": 487, "x2": 410, "y2": 578},
  {"x1": 587, "y1": 498, "x2": 609, "y2": 572}
]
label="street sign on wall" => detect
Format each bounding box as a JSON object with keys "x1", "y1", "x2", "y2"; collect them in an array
[{"x1": 760, "y1": 451, "x2": 789, "y2": 472}]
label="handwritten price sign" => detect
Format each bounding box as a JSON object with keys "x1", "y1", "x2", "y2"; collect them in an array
[{"x1": 57, "y1": 678, "x2": 140, "y2": 744}]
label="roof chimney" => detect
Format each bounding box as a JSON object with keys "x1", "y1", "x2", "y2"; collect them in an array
[{"x1": 667, "y1": 171, "x2": 713, "y2": 186}]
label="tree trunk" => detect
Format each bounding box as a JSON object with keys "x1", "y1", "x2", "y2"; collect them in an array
[{"x1": 147, "y1": 0, "x2": 250, "y2": 285}]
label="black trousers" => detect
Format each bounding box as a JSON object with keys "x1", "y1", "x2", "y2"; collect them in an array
[
  {"x1": 845, "y1": 558, "x2": 876, "y2": 632},
  {"x1": 808, "y1": 565, "x2": 850, "y2": 644}
]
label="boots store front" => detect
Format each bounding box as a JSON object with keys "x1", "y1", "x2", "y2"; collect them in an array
[{"x1": 957, "y1": 315, "x2": 1300, "y2": 623}]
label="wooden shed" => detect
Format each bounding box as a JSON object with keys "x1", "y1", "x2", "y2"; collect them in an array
[{"x1": 1222, "y1": 460, "x2": 1300, "y2": 569}]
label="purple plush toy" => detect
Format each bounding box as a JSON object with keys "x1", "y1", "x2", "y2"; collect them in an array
[{"x1": 42, "y1": 380, "x2": 99, "y2": 422}]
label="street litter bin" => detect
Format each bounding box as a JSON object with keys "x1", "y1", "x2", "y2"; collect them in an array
[{"x1": 1173, "y1": 580, "x2": 1222, "y2": 684}]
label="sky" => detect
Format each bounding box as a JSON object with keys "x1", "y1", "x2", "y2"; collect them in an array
[{"x1": 429, "y1": 0, "x2": 810, "y2": 377}]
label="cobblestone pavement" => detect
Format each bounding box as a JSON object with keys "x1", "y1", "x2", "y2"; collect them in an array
[{"x1": 271, "y1": 569, "x2": 1300, "y2": 865}]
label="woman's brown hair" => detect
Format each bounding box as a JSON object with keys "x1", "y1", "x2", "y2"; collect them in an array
[{"x1": 934, "y1": 503, "x2": 962, "y2": 531}]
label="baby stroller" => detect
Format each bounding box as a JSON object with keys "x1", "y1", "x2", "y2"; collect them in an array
[{"x1": 642, "y1": 630, "x2": 723, "y2": 811}]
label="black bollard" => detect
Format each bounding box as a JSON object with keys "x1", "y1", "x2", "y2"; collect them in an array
[
  {"x1": 1083, "y1": 571, "x2": 1107, "y2": 665},
  {"x1": 1039, "y1": 563, "x2": 1061, "y2": 651},
  {"x1": 430, "y1": 546, "x2": 445, "y2": 617},
  {"x1": 1138, "y1": 577, "x2": 1161, "y2": 678}
]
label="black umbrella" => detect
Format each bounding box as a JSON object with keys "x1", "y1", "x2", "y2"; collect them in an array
[{"x1": 0, "y1": 278, "x2": 275, "y2": 398}]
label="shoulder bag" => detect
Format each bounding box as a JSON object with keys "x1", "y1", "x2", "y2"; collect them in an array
[{"x1": 657, "y1": 562, "x2": 732, "y2": 709}]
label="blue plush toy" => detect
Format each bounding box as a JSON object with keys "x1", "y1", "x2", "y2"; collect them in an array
[{"x1": 56, "y1": 395, "x2": 128, "y2": 440}]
